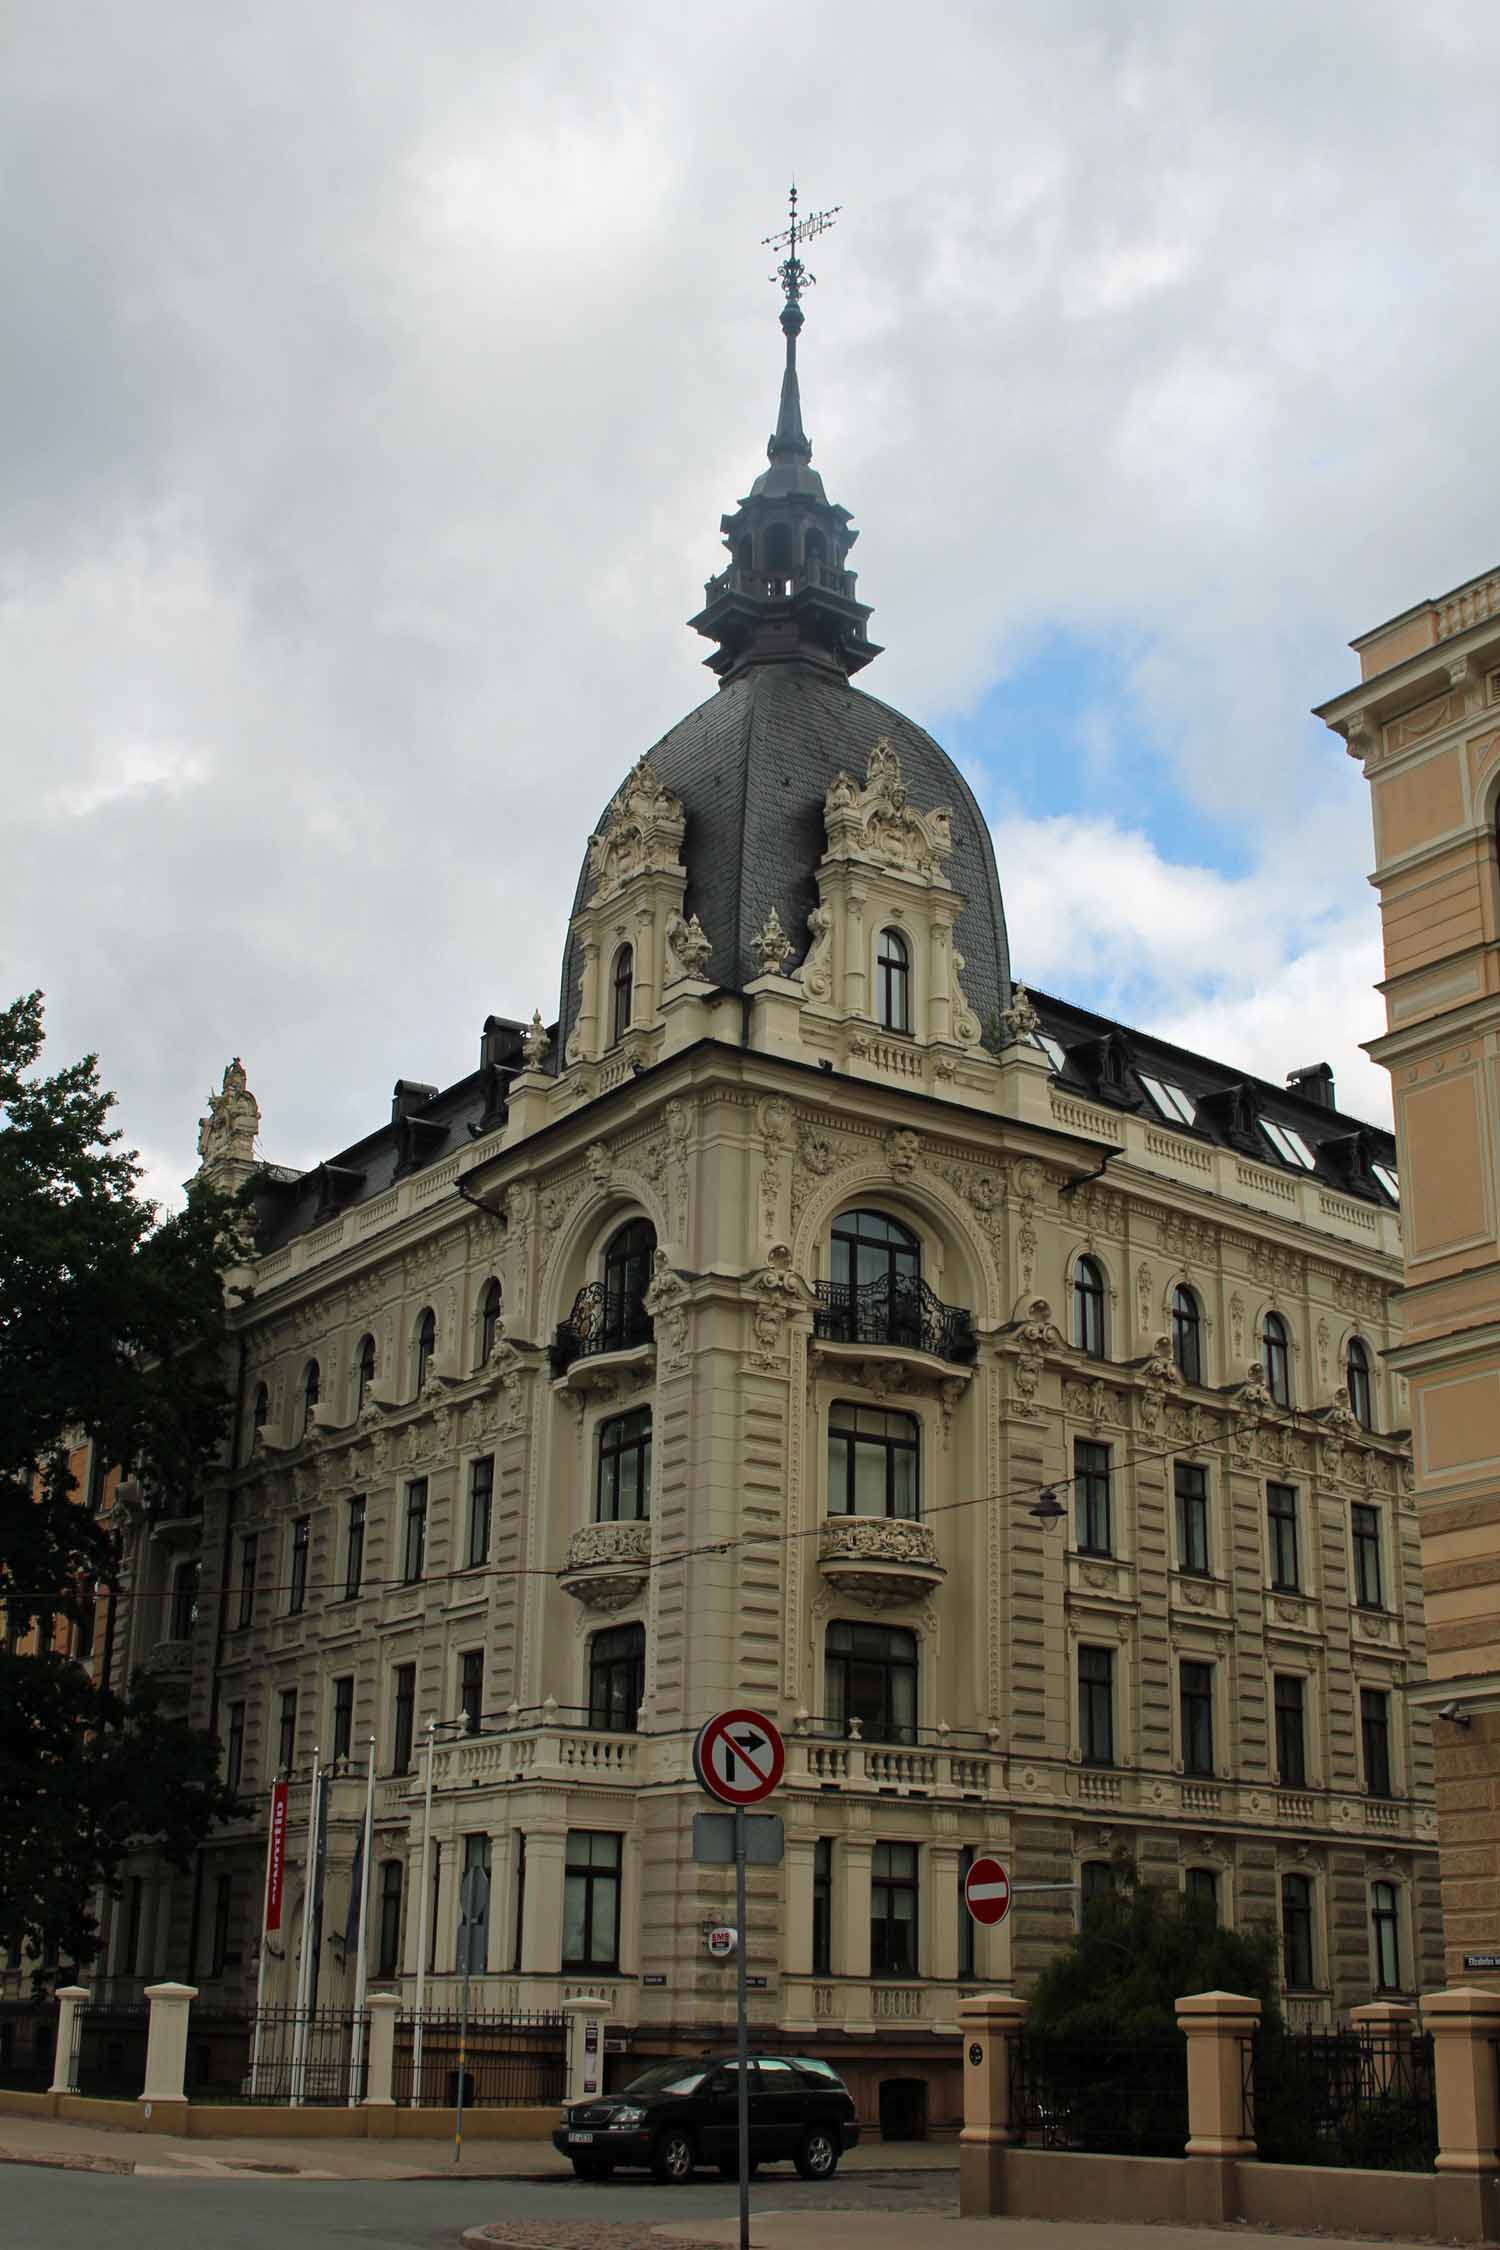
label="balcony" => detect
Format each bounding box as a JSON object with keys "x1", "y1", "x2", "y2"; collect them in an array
[
  {"x1": 549, "y1": 1283, "x2": 653, "y2": 1381},
  {"x1": 813, "y1": 1275, "x2": 977, "y2": 1365},
  {"x1": 816, "y1": 1516, "x2": 944, "y2": 1610},
  {"x1": 786, "y1": 1733, "x2": 996, "y2": 1798},
  {"x1": 558, "y1": 1519, "x2": 652, "y2": 1611},
  {"x1": 429, "y1": 1722, "x2": 643, "y2": 1793}
]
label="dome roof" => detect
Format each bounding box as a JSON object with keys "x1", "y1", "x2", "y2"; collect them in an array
[{"x1": 559, "y1": 660, "x2": 1012, "y2": 1047}]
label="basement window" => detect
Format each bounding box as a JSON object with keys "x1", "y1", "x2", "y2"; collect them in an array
[
  {"x1": 1260, "y1": 1118, "x2": 1317, "y2": 1170},
  {"x1": 1140, "y1": 1074, "x2": 1197, "y2": 1128}
]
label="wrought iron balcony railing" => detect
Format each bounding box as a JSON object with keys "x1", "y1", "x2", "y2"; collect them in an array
[
  {"x1": 549, "y1": 1282, "x2": 652, "y2": 1377},
  {"x1": 813, "y1": 1274, "x2": 977, "y2": 1365}
]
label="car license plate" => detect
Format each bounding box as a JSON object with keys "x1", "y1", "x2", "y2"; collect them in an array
[{"x1": 569, "y1": 2131, "x2": 595, "y2": 2144}]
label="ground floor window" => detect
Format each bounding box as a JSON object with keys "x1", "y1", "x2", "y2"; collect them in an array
[
  {"x1": 562, "y1": 1831, "x2": 621, "y2": 1973},
  {"x1": 871, "y1": 1842, "x2": 918, "y2": 1978}
]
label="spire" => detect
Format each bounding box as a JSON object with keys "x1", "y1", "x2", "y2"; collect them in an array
[{"x1": 688, "y1": 187, "x2": 881, "y2": 684}]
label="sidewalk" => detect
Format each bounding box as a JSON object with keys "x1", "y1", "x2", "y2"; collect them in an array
[
  {"x1": 653, "y1": 2221, "x2": 1467, "y2": 2250},
  {"x1": 0, "y1": 2106, "x2": 957, "y2": 2182}
]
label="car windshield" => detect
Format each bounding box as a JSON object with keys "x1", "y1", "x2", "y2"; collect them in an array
[{"x1": 621, "y1": 2059, "x2": 709, "y2": 2097}]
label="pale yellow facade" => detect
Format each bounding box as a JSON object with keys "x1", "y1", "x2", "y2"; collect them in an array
[{"x1": 1322, "y1": 567, "x2": 1500, "y2": 1979}]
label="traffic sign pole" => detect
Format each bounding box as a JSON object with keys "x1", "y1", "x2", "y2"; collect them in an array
[{"x1": 734, "y1": 1801, "x2": 750, "y2": 2250}]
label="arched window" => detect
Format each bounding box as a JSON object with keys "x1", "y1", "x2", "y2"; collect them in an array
[
  {"x1": 302, "y1": 1360, "x2": 320, "y2": 1435},
  {"x1": 826, "y1": 1620, "x2": 917, "y2": 1745},
  {"x1": 827, "y1": 1208, "x2": 921, "y2": 1349},
  {"x1": 1263, "y1": 1312, "x2": 1291, "y2": 1408},
  {"x1": 876, "y1": 928, "x2": 911, "y2": 1034},
  {"x1": 356, "y1": 1335, "x2": 376, "y2": 1413},
  {"x1": 828, "y1": 1402, "x2": 919, "y2": 1519},
  {"x1": 1347, "y1": 1337, "x2": 1374, "y2": 1431},
  {"x1": 479, "y1": 1280, "x2": 503, "y2": 1367},
  {"x1": 1171, "y1": 1288, "x2": 1203, "y2": 1387},
  {"x1": 602, "y1": 1218, "x2": 656, "y2": 1351},
  {"x1": 588, "y1": 1623, "x2": 645, "y2": 1733},
  {"x1": 415, "y1": 1308, "x2": 436, "y2": 1393},
  {"x1": 596, "y1": 1407, "x2": 652, "y2": 1521},
  {"x1": 170, "y1": 1559, "x2": 199, "y2": 1643},
  {"x1": 1073, "y1": 1257, "x2": 1106, "y2": 1359},
  {"x1": 611, "y1": 945, "x2": 634, "y2": 1043}
]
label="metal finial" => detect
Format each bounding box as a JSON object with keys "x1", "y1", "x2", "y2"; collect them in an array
[{"x1": 762, "y1": 182, "x2": 840, "y2": 305}]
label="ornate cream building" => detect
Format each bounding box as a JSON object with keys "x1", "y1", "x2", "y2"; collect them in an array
[
  {"x1": 1320, "y1": 571, "x2": 1500, "y2": 1984},
  {"x1": 99, "y1": 262, "x2": 1439, "y2": 2128}
]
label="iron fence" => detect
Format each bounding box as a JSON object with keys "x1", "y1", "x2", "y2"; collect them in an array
[
  {"x1": 0, "y1": 2002, "x2": 56, "y2": 2091},
  {"x1": 1009, "y1": 2034, "x2": 1188, "y2": 2157},
  {"x1": 393, "y1": 2009, "x2": 566, "y2": 2108},
  {"x1": 201, "y1": 2006, "x2": 370, "y2": 2105},
  {"x1": 814, "y1": 1274, "x2": 977, "y2": 1364},
  {"x1": 72, "y1": 2003, "x2": 150, "y2": 2099},
  {"x1": 1248, "y1": 2029, "x2": 1437, "y2": 2171}
]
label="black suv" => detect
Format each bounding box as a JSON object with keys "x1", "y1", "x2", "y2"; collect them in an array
[{"x1": 554, "y1": 2051, "x2": 861, "y2": 2183}]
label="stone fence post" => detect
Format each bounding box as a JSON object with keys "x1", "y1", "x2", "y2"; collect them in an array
[
  {"x1": 958, "y1": 1992, "x2": 1026, "y2": 2217},
  {"x1": 140, "y1": 1981, "x2": 197, "y2": 2120},
  {"x1": 363, "y1": 1992, "x2": 401, "y2": 2109},
  {"x1": 49, "y1": 1985, "x2": 89, "y2": 2097},
  {"x1": 561, "y1": 1993, "x2": 610, "y2": 2105},
  {"x1": 1422, "y1": 1986, "x2": 1500, "y2": 2173},
  {"x1": 1176, "y1": 1989, "x2": 1260, "y2": 2223}
]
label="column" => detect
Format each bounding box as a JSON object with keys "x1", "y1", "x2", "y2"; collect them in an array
[
  {"x1": 1422, "y1": 1987, "x2": 1500, "y2": 2173},
  {"x1": 140, "y1": 1981, "x2": 198, "y2": 2120},
  {"x1": 49, "y1": 1986, "x2": 89, "y2": 2097},
  {"x1": 957, "y1": 1991, "x2": 1025, "y2": 2217},
  {"x1": 561, "y1": 1994, "x2": 610, "y2": 2102},
  {"x1": 1176, "y1": 1989, "x2": 1259, "y2": 2223},
  {"x1": 363, "y1": 1991, "x2": 401, "y2": 2108},
  {"x1": 520, "y1": 1830, "x2": 568, "y2": 1977},
  {"x1": 784, "y1": 1836, "x2": 816, "y2": 1983},
  {"x1": 927, "y1": 911, "x2": 953, "y2": 1045},
  {"x1": 927, "y1": 1844, "x2": 961, "y2": 1993}
]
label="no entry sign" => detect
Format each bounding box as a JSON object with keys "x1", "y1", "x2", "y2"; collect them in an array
[
  {"x1": 964, "y1": 1855, "x2": 1011, "y2": 1927},
  {"x1": 692, "y1": 1708, "x2": 785, "y2": 1807}
]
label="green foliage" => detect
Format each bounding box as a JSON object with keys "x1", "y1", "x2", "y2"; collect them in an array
[
  {"x1": 0, "y1": 993, "x2": 241, "y2": 1962},
  {"x1": 1025, "y1": 1868, "x2": 1283, "y2": 2042}
]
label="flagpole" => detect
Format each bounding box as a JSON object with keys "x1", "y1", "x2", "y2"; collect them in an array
[
  {"x1": 347, "y1": 1738, "x2": 376, "y2": 2105},
  {"x1": 248, "y1": 1780, "x2": 281, "y2": 2098},
  {"x1": 411, "y1": 1719, "x2": 437, "y2": 2107},
  {"x1": 289, "y1": 1746, "x2": 322, "y2": 2107}
]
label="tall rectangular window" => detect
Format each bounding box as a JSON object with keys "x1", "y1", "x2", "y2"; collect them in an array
[
  {"x1": 871, "y1": 1842, "x2": 918, "y2": 1977},
  {"x1": 1362, "y1": 1687, "x2": 1393, "y2": 1797},
  {"x1": 1274, "y1": 1673, "x2": 1306, "y2": 1790},
  {"x1": 459, "y1": 1649, "x2": 484, "y2": 1736},
  {"x1": 812, "y1": 1839, "x2": 833, "y2": 1977},
  {"x1": 331, "y1": 1674, "x2": 354, "y2": 1763},
  {"x1": 825, "y1": 1621, "x2": 917, "y2": 1744},
  {"x1": 1352, "y1": 1505, "x2": 1384, "y2": 1609},
  {"x1": 958, "y1": 1845, "x2": 976, "y2": 1979},
  {"x1": 1371, "y1": 1881, "x2": 1401, "y2": 1993},
  {"x1": 1267, "y1": 1484, "x2": 1299, "y2": 1591},
  {"x1": 225, "y1": 1700, "x2": 246, "y2": 1794},
  {"x1": 277, "y1": 1686, "x2": 298, "y2": 1775},
  {"x1": 512, "y1": 1834, "x2": 526, "y2": 1974},
  {"x1": 403, "y1": 1480, "x2": 428, "y2": 1584},
  {"x1": 376, "y1": 1860, "x2": 403, "y2": 1980},
  {"x1": 288, "y1": 1517, "x2": 310, "y2": 1615},
  {"x1": 1073, "y1": 1440, "x2": 1112, "y2": 1556},
  {"x1": 1078, "y1": 1644, "x2": 1115, "y2": 1765},
  {"x1": 1180, "y1": 1660, "x2": 1214, "y2": 1777},
  {"x1": 467, "y1": 1457, "x2": 494, "y2": 1569},
  {"x1": 345, "y1": 1496, "x2": 366, "y2": 1600},
  {"x1": 829, "y1": 1403, "x2": 920, "y2": 1520},
  {"x1": 124, "y1": 1878, "x2": 145, "y2": 1976},
  {"x1": 237, "y1": 1533, "x2": 258, "y2": 1629},
  {"x1": 1185, "y1": 1866, "x2": 1219, "y2": 1918},
  {"x1": 596, "y1": 1409, "x2": 652, "y2": 1522},
  {"x1": 392, "y1": 1663, "x2": 416, "y2": 1775},
  {"x1": 209, "y1": 1875, "x2": 232, "y2": 1978},
  {"x1": 1175, "y1": 1463, "x2": 1210, "y2": 1576},
  {"x1": 588, "y1": 1624, "x2": 645, "y2": 1733},
  {"x1": 562, "y1": 1831, "x2": 622, "y2": 1972},
  {"x1": 1080, "y1": 1861, "x2": 1116, "y2": 1915},
  {"x1": 1282, "y1": 1872, "x2": 1314, "y2": 1989}
]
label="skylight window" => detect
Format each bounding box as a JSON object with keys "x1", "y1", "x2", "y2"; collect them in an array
[
  {"x1": 1372, "y1": 1163, "x2": 1400, "y2": 1203},
  {"x1": 1032, "y1": 1032, "x2": 1066, "y2": 1073},
  {"x1": 1140, "y1": 1074, "x2": 1197, "y2": 1128},
  {"x1": 1260, "y1": 1118, "x2": 1318, "y2": 1171}
]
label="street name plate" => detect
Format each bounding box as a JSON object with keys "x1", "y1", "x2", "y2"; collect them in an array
[{"x1": 1465, "y1": 1953, "x2": 1500, "y2": 1970}]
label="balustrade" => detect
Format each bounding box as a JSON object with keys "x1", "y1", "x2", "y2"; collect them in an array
[{"x1": 813, "y1": 1273, "x2": 976, "y2": 1363}]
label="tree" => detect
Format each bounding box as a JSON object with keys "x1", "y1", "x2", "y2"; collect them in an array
[
  {"x1": 0, "y1": 992, "x2": 241, "y2": 1966},
  {"x1": 1025, "y1": 1867, "x2": 1283, "y2": 2042}
]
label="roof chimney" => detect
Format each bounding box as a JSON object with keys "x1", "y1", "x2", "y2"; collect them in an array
[{"x1": 1286, "y1": 1062, "x2": 1336, "y2": 1110}]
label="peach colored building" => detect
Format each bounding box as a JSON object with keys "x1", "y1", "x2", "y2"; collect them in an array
[{"x1": 1321, "y1": 569, "x2": 1500, "y2": 1979}]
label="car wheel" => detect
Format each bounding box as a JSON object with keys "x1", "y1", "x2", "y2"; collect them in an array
[
  {"x1": 717, "y1": 2157, "x2": 760, "y2": 2179},
  {"x1": 795, "y1": 2127, "x2": 839, "y2": 2180},
  {"x1": 571, "y1": 2156, "x2": 614, "y2": 2181},
  {"x1": 651, "y1": 2127, "x2": 697, "y2": 2183}
]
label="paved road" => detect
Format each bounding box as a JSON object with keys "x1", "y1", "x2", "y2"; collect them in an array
[{"x1": 4, "y1": 2164, "x2": 956, "y2": 2250}]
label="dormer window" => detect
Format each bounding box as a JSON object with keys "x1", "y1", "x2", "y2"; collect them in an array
[
  {"x1": 1140, "y1": 1074, "x2": 1197, "y2": 1128},
  {"x1": 1372, "y1": 1163, "x2": 1399, "y2": 1203},
  {"x1": 415, "y1": 1308, "x2": 436, "y2": 1393},
  {"x1": 877, "y1": 929, "x2": 911, "y2": 1034},
  {"x1": 1032, "y1": 1031, "x2": 1067, "y2": 1073},
  {"x1": 1261, "y1": 1118, "x2": 1317, "y2": 1171},
  {"x1": 1263, "y1": 1312, "x2": 1292, "y2": 1408},
  {"x1": 611, "y1": 946, "x2": 634, "y2": 1043}
]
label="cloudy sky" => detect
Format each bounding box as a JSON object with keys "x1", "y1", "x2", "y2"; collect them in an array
[{"x1": 6, "y1": 1, "x2": 1498, "y2": 1202}]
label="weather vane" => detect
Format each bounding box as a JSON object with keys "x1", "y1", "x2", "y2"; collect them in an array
[{"x1": 763, "y1": 183, "x2": 841, "y2": 306}]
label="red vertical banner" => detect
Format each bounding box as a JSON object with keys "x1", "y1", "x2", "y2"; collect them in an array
[{"x1": 265, "y1": 1780, "x2": 289, "y2": 1932}]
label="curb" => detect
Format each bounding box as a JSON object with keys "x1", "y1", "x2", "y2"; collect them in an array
[{"x1": 0, "y1": 2146, "x2": 136, "y2": 2177}]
